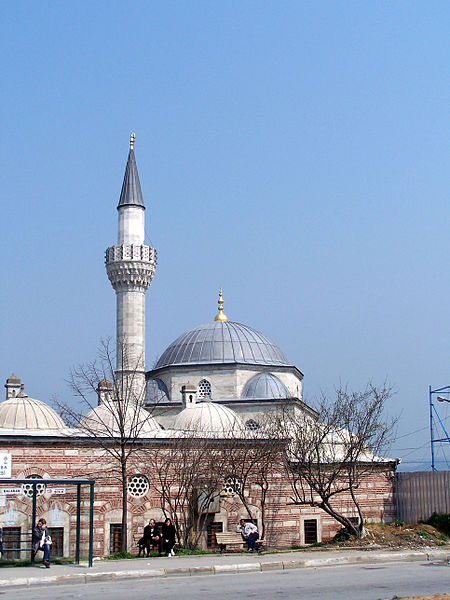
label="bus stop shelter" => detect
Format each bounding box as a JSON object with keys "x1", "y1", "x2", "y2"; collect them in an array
[{"x1": 0, "y1": 478, "x2": 95, "y2": 567}]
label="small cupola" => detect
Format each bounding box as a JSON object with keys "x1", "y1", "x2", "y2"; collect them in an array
[
  {"x1": 181, "y1": 384, "x2": 197, "y2": 409},
  {"x1": 96, "y1": 378, "x2": 113, "y2": 406},
  {"x1": 5, "y1": 374, "x2": 21, "y2": 400}
]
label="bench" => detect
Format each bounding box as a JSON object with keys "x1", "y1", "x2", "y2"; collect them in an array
[
  {"x1": 215, "y1": 532, "x2": 265, "y2": 553},
  {"x1": 133, "y1": 533, "x2": 163, "y2": 557}
]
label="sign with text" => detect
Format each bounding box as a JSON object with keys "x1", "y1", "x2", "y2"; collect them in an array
[
  {"x1": 47, "y1": 488, "x2": 66, "y2": 495},
  {"x1": 0, "y1": 488, "x2": 21, "y2": 495},
  {"x1": 0, "y1": 453, "x2": 12, "y2": 478}
]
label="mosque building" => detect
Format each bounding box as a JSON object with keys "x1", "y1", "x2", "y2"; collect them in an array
[{"x1": 0, "y1": 136, "x2": 397, "y2": 557}]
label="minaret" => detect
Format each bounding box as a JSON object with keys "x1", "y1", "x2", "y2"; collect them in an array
[{"x1": 105, "y1": 133, "x2": 157, "y2": 400}]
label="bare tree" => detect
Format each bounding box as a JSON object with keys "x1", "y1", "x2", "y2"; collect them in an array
[
  {"x1": 271, "y1": 383, "x2": 397, "y2": 537},
  {"x1": 144, "y1": 434, "x2": 228, "y2": 549},
  {"x1": 220, "y1": 431, "x2": 284, "y2": 539},
  {"x1": 56, "y1": 338, "x2": 158, "y2": 552}
]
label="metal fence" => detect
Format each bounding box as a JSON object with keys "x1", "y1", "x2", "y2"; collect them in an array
[{"x1": 395, "y1": 471, "x2": 450, "y2": 523}]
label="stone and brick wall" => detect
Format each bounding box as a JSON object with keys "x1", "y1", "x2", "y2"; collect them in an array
[{"x1": 0, "y1": 437, "x2": 396, "y2": 557}]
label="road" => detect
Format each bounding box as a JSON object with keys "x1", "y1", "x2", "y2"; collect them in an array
[{"x1": 4, "y1": 560, "x2": 449, "y2": 600}]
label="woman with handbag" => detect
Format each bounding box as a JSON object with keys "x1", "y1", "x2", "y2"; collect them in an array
[{"x1": 32, "y1": 518, "x2": 51, "y2": 568}]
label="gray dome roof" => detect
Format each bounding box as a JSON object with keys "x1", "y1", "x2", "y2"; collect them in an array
[
  {"x1": 155, "y1": 321, "x2": 288, "y2": 369},
  {"x1": 146, "y1": 378, "x2": 170, "y2": 404},
  {"x1": 242, "y1": 373, "x2": 291, "y2": 399}
]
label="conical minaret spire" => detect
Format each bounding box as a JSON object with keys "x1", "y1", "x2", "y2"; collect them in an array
[
  {"x1": 105, "y1": 134, "x2": 157, "y2": 400},
  {"x1": 118, "y1": 132, "x2": 145, "y2": 209}
]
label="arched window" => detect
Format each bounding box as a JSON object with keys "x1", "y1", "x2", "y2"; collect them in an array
[{"x1": 198, "y1": 379, "x2": 212, "y2": 398}]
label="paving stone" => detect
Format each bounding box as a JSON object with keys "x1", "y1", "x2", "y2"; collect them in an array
[
  {"x1": 166, "y1": 567, "x2": 191, "y2": 577},
  {"x1": 85, "y1": 572, "x2": 114, "y2": 583},
  {"x1": 190, "y1": 566, "x2": 215, "y2": 576},
  {"x1": 237, "y1": 563, "x2": 261, "y2": 572},
  {"x1": 261, "y1": 561, "x2": 284, "y2": 571},
  {"x1": 283, "y1": 560, "x2": 307, "y2": 569},
  {"x1": 214, "y1": 564, "x2": 238, "y2": 573}
]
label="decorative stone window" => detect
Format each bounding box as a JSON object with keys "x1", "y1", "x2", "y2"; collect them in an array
[
  {"x1": 127, "y1": 474, "x2": 149, "y2": 497},
  {"x1": 198, "y1": 379, "x2": 212, "y2": 398},
  {"x1": 245, "y1": 419, "x2": 259, "y2": 431},
  {"x1": 22, "y1": 474, "x2": 46, "y2": 498},
  {"x1": 222, "y1": 476, "x2": 241, "y2": 496}
]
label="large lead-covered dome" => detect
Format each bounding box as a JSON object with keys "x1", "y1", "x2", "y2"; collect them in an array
[{"x1": 155, "y1": 321, "x2": 289, "y2": 369}]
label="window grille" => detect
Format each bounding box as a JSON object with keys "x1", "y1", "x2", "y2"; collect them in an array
[
  {"x1": 110, "y1": 524, "x2": 122, "y2": 554},
  {"x1": 48, "y1": 527, "x2": 64, "y2": 557},
  {"x1": 22, "y1": 474, "x2": 46, "y2": 498},
  {"x1": 2, "y1": 527, "x2": 21, "y2": 559},
  {"x1": 245, "y1": 419, "x2": 259, "y2": 431},
  {"x1": 304, "y1": 519, "x2": 318, "y2": 544},
  {"x1": 222, "y1": 476, "x2": 241, "y2": 495},
  {"x1": 198, "y1": 379, "x2": 212, "y2": 398},
  {"x1": 207, "y1": 522, "x2": 223, "y2": 548},
  {"x1": 127, "y1": 474, "x2": 149, "y2": 497}
]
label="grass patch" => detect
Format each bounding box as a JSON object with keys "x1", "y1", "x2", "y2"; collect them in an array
[
  {"x1": 107, "y1": 550, "x2": 136, "y2": 560},
  {"x1": 0, "y1": 558, "x2": 30, "y2": 567},
  {"x1": 172, "y1": 546, "x2": 211, "y2": 555},
  {"x1": 415, "y1": 530, "x2": 432, "y2": 539},
  {"x1": 0, "y1": 557, "x2": 74, "y2": 567},
  {"x1": 332, "y1": 528, "x2": 353, "y2": 543}
]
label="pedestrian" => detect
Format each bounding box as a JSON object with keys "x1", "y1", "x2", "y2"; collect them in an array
[
  {"x1": 143, "y1": 519, "x2": 162, "y2": 556},
  {"x1": 161, "y1": 517, "x2": 176, "y2": 557},
  {"x1": 236, "y1": 518, "x2": 259, "y2": 552},
  {"x1": 32, "y1": 518, "x2": 52, "y2": 568}
]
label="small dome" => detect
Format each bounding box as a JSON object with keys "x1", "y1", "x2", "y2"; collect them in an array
[
  {"x1": 155, "y1": 321, "x2": 288, "y2": 369},
  {"x1": 173, "y1": 401, "x2": 244, "y2": 435},
  {"x1": 0, "y1": 393, "x2": 66, "y2": 430},
  {"x1": 146, "y1": 378, "x2": 170, "y2": 404},
  {"x1": 242, "y1": 373, "x2": 291, "y2": 399},
  {"x1": 79, "y1": 402, "x2": 161, "y2": 436}
]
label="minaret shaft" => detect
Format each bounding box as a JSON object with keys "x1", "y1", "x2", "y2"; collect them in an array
[
  {"x1": 118, "y1": 206, "x2": 145, "y2": 245},
  {"x1": 116, "y1": 289, "x2": 146, "y2": 372}
]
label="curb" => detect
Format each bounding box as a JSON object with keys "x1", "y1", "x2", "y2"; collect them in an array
[{"x1": 0, "y1": 550, "x2": 448, "y2": 590}]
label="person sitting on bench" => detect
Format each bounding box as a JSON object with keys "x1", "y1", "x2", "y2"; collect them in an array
[
  {"x1": 236, "y1": 518, "x2": 259, "y2": 552},
  {"x1": 143, "y1": 519, "x2": 162, "y2": 556}
]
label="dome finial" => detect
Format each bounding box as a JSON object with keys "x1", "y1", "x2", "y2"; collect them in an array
[
  {"x1": 214, "y1": 287, "x2": 228, "y2": 322},
  {"x1": 130, "y1": 131, "x2": 135, "y2": 150}
]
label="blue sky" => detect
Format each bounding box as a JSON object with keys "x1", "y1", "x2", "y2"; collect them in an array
[{"x1": 1, "y1": 1, "x2": 449, "y2": 470}]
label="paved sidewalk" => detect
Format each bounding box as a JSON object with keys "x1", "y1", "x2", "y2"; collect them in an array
[{"x1": 0, "y1": 548, "x2": 449, "y2": 590}]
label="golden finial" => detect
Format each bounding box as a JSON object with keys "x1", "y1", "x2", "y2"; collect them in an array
[
  {"x1": 214, "y1": 288, "x2": 228, "y2": 322},
  {"x1": 130, "y1": 131, "x2": 135, "y2": 150}
]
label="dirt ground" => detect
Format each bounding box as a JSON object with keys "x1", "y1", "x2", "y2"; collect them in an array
[
  {"x1": 331, "y1": 522, "x2": 449, "y2": 550},
  {"x1": 405, "y1": 596, "x2": 450, "y2": 600}
]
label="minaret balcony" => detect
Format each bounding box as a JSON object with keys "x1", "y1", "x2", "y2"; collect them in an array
[
  {"x1": 105, "y1": 244, "x2": 156, "y2": 263},
  {"x1": 105, "y1": 244, "x2": 157, "y2": 292}
]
